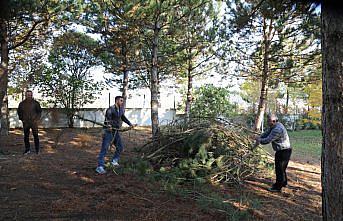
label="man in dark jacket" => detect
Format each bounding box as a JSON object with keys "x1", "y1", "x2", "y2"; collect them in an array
[
  {"x1": 17, "y1": 90, "x2": 42, "y2": 154},
  {"x1": 255, "y1": 113, "x2": 292, "y2": 192},
  {"x1": 96, "y1": 96, "x2": 135, "y2": 174}
]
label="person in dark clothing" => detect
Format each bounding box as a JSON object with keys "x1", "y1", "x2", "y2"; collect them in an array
[
  {"x1": 17, "y1": 90, "x2": 42, "y2": 154},
  {"x1": 96, "y1": 96, "x2": 135, "y2": 174},
  {"x1": 254, "y1": 113, "x2": 292, "y2": 192}
]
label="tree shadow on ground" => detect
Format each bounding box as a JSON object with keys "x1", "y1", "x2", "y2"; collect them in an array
[
  {"x1": 221, "y1": 160, "x2": 322, "y2": 221},
  {"x1": 0, "y1": 128, "x2": 226, "y2": 221},
  {"x1": 0, "y1": 128, "x2": 322, "y2": 221}
]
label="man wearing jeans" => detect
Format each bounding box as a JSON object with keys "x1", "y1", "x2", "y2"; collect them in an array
[
  {"x1": 96, "y1": 96, "x2": 134, "y2": 174},
  {"x1": 255, "y1": 113, "x2": 292, "y2": 192},
  {"x1": 17, "y1": 90, "x2": 42, "y2": 155}
]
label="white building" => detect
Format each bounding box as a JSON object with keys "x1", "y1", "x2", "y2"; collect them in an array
[{"x1": 8, "y1": 84, "x2": 182, "y2": 128}]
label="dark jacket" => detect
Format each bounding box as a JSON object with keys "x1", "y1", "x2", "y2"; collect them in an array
[
  {"x1": 17, "y1": 98, "x2": 42, "y2": 123},
  {"x1": 260, "y1": 122, "x2": 291, "y2": 152},
  {"x1": 104, "y1": 105, "x2": 132, "y2": 129}
]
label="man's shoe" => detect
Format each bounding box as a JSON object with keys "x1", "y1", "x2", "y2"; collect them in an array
[
  {"x1": 267, "y1": 187, "x2": 281, "y2": 192},
  {"x1": 111, "y1": 160, "x2": 119, "y2": 167},
  {"x1": 23, "y1": 150, "x2": 31, "y2": 155},
  {"x1": 95, "y1": 166, "x2": 106, "y2": 174}
]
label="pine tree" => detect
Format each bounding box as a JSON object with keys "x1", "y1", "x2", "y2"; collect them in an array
[
  {"x1": 81, "y1": 0, "x2": 142, "y2": 109},
  {"x1": 223, "y1": 0, "x2": 320, "y2": 131},
  {"x1": 321, "y1": 1, "x2": 343, "y2": 219},
  {"x1": 177, "y1": 1, "x2": 218, "y2": 119},
  {"x1": 0, "y1": 0, "x2": 71, "y2": 135}
]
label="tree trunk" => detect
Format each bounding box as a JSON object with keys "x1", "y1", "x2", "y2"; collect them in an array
[
  {"x1": 121, "y1": 44, "x2": 129, "y2": 110},
  {"x1": 285, "y1": 88, "x2": 289, "y2": 114},
  {"x1": 185, "y1": 73, "x2": 193, "y2": 119},
  {"x1": 254, "y1": 80, "x2": 268, "y2": 131},
  {"x1": 321, "y1": 3, "x2": 343, "y2": 220},
  {"x1": 185, "y1": 51, "x2": 193, "y2": 119},
  {"x1": 254, "y1": 19, "x2": 271, "y2": 131},
  {"x1": 254, "y1": 49, "x2": 269, "y2": 131},
  {"x1": 150, "y1": 20, "x2": 160, "y2": 138},
  {"x1": 0, "y1": 20, "x2": 9, "y2": 136},
  {"x1": 70, "y1": 91, "x2": 75, "y2": 128},
  {"x1": 121, "y1": 70, "x2": 129, "y2": 109}
]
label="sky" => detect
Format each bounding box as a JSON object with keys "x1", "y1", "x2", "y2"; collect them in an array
[{"x1": 8, "y1": 1, "x2": 317, "y2": 113}]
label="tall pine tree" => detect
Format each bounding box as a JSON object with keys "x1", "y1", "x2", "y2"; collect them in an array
[{"x1": 223, "y1": 0, "x2": 320, "y2": 130}]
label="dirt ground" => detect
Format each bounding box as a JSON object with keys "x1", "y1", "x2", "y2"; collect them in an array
[{"x1": 0, "y1": 128, "x2": 322, "y2": 221}]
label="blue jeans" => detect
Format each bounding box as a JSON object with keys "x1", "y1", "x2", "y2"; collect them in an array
[{"x1": 97, "y1": 129, "x2": 124, "y2": 167}]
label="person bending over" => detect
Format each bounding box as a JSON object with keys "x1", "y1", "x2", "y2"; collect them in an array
[{"x1": 255, "y1": 113, "x2": 292, "y2": 192}]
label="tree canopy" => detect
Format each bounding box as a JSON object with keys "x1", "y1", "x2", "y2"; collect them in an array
[{"x1": 38, "y1": 31, "x2": 103, "y2": 127}]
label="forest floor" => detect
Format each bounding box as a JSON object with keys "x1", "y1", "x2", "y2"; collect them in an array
[{"x1": 0, "y1": 128, "x2": 321, "y2": 221}]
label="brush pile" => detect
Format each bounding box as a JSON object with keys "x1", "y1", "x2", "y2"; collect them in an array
[{"x1": 141, "y1": 117, "x2": 268, "y2": 184}]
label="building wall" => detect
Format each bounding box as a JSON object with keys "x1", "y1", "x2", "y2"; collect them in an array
[{"x1": 9, "y1": 108, "x2": 176, "y2": 128}]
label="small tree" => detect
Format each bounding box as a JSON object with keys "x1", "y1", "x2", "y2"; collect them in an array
[
  {"x1": 38, "y1": 31, "x2": 103, "y2": 127},
  {"x1": 190, "y1": 84, "x2": 235, "y2": 119}
]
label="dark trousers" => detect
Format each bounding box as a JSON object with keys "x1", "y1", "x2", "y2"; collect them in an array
[
  {"x1": 23, "y1": 122, "x2": 40, "y2": 152},
  {"x1": 273, "y1": 148, "x2": 292, "y2": 189}
]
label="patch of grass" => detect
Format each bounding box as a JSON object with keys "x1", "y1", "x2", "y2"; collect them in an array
[
  {"x1": 118, "y1": 158, "x2": 154, "y2": 176},
  {"x1": 263, "y1": 130, "x2": 321, "y2": 162},
  {"x1": 288, "y1": 130, "x2": 321, "y2": 159}
]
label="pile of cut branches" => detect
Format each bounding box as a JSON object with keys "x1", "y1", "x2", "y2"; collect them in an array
[{"x1": 140, "y1": 117, "x2": 268, "y2": 184}]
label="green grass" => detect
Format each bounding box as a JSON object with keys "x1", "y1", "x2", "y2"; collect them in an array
[
  {"x1": 288, "y1": 130, "x2": 322, "y2": 159},
  {"x1": 264, "y1": 130, "x2": 322, "y2": 162}
]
